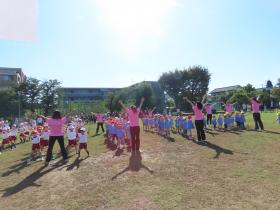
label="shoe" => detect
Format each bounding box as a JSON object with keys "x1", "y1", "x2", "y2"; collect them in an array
[{"x1": 44, "y1": 161, "x2": 49, "y2": 167}]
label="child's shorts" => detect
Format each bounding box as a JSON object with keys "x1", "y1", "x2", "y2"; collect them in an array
[
  {"x1": 79, "y1": 143, "x2": 87, "y2": 149},
  {"x1": 68, "y1": 139, "x2": 77, "y2": 146},
  {"x1": 2, "y1": 138, "x2": 10, "y2": 145},
  {"x1": 40, "y1": 138, "x2": 49, "y2": 147},
  {"x1": 32, "y1": 143, "x2": 41, "y2": 151}
]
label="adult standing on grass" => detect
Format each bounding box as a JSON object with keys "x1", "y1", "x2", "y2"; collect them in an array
[
  {"x1": 184, "y1": 95, "x2": 207, "y2": 143},
  {"x1": 95, "y1": 112, "x2": 105, "y2": 135},
  {"x1": 221, "y1": 100, "x2": 236, "y2": 113},
  {"x1": 39, "y1": 110, "x2": 68, "y2": 166},
  {"x1": 119, "y1": 97, "x2": 144, "y2": 154},
  {"x1": 246, "y1": 96, "x2": 264, "y2": 131}
]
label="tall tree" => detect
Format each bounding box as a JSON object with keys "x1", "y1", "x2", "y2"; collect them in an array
[
  {"x1": 158, "y1": 70, "x2": 183, "y2": 109},
  {"x1": 158, "y1": 66, "x2": 211, "y2": 111},
  {"x1": 16, "y1": 77, "x2": 41, "y2": 112},
  {"x1": 259, "y1": 90, "x2": 271, "y2": 108},
  {"x1": 243, "y1": 84, "x2": 255, "y2": 95},
  {"x1": 266, "y1": 80, "x2": 273, "y2": 89},
  {"x1": 135, "y1": 84, "x2": 155, "y2": 110},
  {"x1": 271, "y1": 87, "x2": 280, "y2": 105},
  {"x1": 40, "y1": 79, "x2": 61, "y2": 115},
  {"x1": 276, "y1": 78, "x2": 280, "y2": 88},
  {"x1": 0, "y1": 88, "x2": 18, "y2": 119}
]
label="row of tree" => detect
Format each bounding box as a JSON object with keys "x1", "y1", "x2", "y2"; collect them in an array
[
  {"x1": 2, "y1": 66, "x2": 279, "y2": 119},
  {"x1": 0, "y1": 78, "x2": 61, "y2": 119},
  {"x1": 228, "y1": 83, "x2": 280, "y2": 109}
]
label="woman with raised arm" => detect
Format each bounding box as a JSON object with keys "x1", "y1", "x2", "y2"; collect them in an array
[
  {"x1": 184, "y1": 94, "x2": 207, "y2": 143},
  {"x1": 119, "y1": 97, "x2": 145, "y2": 155},
  {"x1": 221, "y1": 100, "x2": 236, "y2": 113},
  {"x1": 246, "y1": 96, "x2": 264, "y2": 131},
  {"x1": 39, "y1": 110, "x2": 68, "y2": 166},
  {"x1": 202, "y1": 93, "x2": 217, "y2": 128}
]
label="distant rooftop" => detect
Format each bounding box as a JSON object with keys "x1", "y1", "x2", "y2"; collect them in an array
[{"x1": 210, "y1": 85, "x2": 241, "y2": 94}]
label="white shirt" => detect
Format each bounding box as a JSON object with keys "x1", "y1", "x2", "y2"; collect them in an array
[
  {"x1": 41, "y1": 131, "x2": 49, "y2": 140},
  {"x1": 2, "y1": 131, "x2": 10, "y2": 139},
  {"x1": 10, "y1": 129, "x2": 18, "y2": 136},
  {"x1": 67, "y1": 130, "x2": 76, "y2": 140},
  {"x1": 78, "y1": 133, "x2": 88, "y2": 143},
  {"x1": 31, "y1": 135, "x2": 40, "y2": 144}
]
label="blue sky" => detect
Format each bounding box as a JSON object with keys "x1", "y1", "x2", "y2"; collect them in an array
[{"x1": 0, "y1": 0, "x2": 279, "y2": 90}]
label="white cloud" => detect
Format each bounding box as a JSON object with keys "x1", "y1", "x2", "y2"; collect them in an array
[
  {"x1": 95, "y1": 0, "x2": 180, "y2": 59},
  {"x1": 0, "y1": 0, "x2": 37, "y2": 41}
]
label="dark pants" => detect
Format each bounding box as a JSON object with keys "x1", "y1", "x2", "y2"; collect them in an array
[
  {"x1": 130, "y1": 126, "x2": 140, "y2": 151},
  {"x1": 46, "y1": 136, "x2": 68, "y2": 162},
  {"x1": 206, "y1": 114, "x2": 212, "y2": 125},
  {"x1": 195, "y1": 120, "x2": 206, "y2": 141},
  {"x1": 96, "y1": 122, "x2": 104, "y2": 134},
  {"x1": 253, "y1": 113, "x2": 264, "y2": 130}
]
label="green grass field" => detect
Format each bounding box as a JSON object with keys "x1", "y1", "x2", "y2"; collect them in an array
[{"x1": 0, "y1": 112, "x2": 280, "y2": 210}]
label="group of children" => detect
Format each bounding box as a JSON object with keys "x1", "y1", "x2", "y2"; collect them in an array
[
  {"x1": 104, "y1": 116, "x2": 132, "y2": 150},
  {"x1": 171, "y1": 111, "x2": 247, "y2": 139},
  {"x1": 0, "y1": 117, "x2": 90, "y2": 161},
  {"x1": 142, "y1": 114, "x2": 174, "y2": 137}
]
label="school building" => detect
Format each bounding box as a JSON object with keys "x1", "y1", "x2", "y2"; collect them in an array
[
  {"x1": 61, "y1": 87, "x2": 121, "y2": 102},
  {"x1": 0, "y1": 67, "x2": 26, "y2": 88}
]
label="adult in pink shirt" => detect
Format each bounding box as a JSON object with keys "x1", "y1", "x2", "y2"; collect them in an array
[
  {"x1": 184, "y1": 95, "x2": 207, "y2": 142},
  {"x1": 221, "y1": 101, "x2": 236, "y2": 113},
  {"x1": 40, "y1": 110, "x2": 68, "y2": 166},
  {"x1": 249, "y1": 96, "x2": 264, "y2": 130},
  {"x1": 204, "y1": 103, "x2": 213, "y2": 126},
  {"x1": 119, "y1": 97, "x2": 144, "y2": 154},
  {"x1": 95, "y1": 112, "x2": 105, "y2": 135}
]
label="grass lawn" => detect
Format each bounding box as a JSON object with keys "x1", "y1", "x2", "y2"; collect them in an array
[{"x1": 0, "y1": 112, "x2": 280, "y2": 210}]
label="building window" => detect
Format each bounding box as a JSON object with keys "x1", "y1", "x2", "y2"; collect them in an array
[{"x1": 0, "y1": 75, "x2": 13, "y2": 81}]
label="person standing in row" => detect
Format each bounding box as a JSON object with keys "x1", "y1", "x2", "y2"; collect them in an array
[
  {"x1": 119, "y1": 97, "x2": 144, "y2": 154},
  {"x1": 39, "y1": 110, "x2": 68, "y2": 166},
  {"x1": 184, "y1": 94, "x2": 207, "y2": 143},
  {"x1": 246, "y1": 96, "x2": 264, "y2": 131},
  {"x1": 221, "y1": 100, "x2": 237, "y2": 113},
  {"x1": 95, "y1": 112, "x2": 105, "y2": 135}
]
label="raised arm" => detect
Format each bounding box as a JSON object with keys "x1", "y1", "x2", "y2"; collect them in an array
[
  {"x1": 151, "y1": 106, "x2": 156, "y2": 113},
  {"x1": 118, "y1": 100, "x2": 127, "y2": 111},
  {"x1": 183, "y1": 96, "x2": 193, "y2": 106},
  {"x1": 202, "y1": 93, "x2": 208, "y2": 105},
  {"x1": 139, "y1": 97, "x2": 145, "y2": 110}
]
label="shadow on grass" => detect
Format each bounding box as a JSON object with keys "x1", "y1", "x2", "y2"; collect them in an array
[
  {"x1": 1, "y1": 156, "x2": 31, "y2": 177},
  {"x1": 58, "y1": 156, "x2": 89, "y2": 171},
  {"x1": 164, "y1": 136, "x2": 175, "y2": 142},
  {"x1": 205, "y1": 130, "x2": 220, "y2": 137},
  {"x1": 92, "y1": 133, "x2": 102, "y2": 137},
  {"x1": 104, "y1": 139, "x2": 117, "y2": 151},
  {"x1": 1, "y1": 159, "x2": 66, "y2": 197},
  {"x1": 113, "y1": 148, "x2": 128, "y2": 157},
  {"x1": 111, "y1": 153, "x2": 154, "y2": 180},
  {"x1": 194, "y1": 140, "x2": 234, "y2": 159}
]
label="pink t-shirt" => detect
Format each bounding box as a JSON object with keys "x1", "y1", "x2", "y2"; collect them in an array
[
  {"x1": 192, "y1": 105, "x2": 204, "y2": 120},
  {"x1": 46, "y1": 117, "x2": 66, "y2": 136},
  {"x1": 205, "y1": 104, "x2": 213, "y2": 114},
  {"x1": 225, "y1": 103, "x2": 233, "y2": 112},
  {"x1": 127, "y1": 108, "x2": 140, "y2": 127},
  {"x1": 96, "y1": 113, "x2": 104, "y2": 123},
  {"x1": 251, "y1": 100, "x2": 260, "y2": 113}
]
